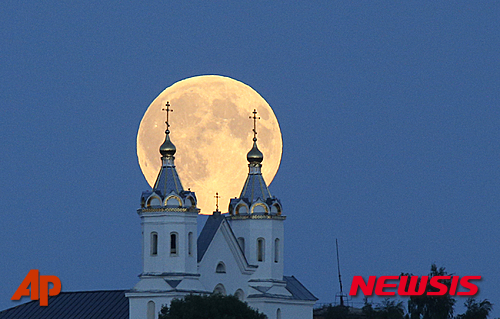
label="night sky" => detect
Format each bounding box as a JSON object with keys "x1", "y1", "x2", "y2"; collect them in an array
[{"x1": 1, "y1": 1, "x2": 499, "y2": 317}]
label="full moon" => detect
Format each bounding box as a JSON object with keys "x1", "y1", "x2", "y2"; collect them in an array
[{"x1": 137, "y1": 75, "x2": 283, "y2": 215}]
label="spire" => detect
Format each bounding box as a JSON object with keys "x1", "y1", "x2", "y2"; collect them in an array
[
  {"x1": 159, "y1": 102, "x2": 176, "y2": 157},
  {"x1": 213, "y1": 192, "x2": 221, "y2": 215},
  {"x1": 140, "y1": 101, "x2": 198, "y2": 209},
  {"x1": 247, "y1": 109, "x2": 263, "y2": 164},
  {"x1": 228, "y1": 109, "x2": 282, "y2": 217},
  {"x1": 138, "y1": 100, "x2": 197, "y2": 207}
]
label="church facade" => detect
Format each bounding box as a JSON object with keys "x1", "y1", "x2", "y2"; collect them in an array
[{"x1": 126, "y1": 107, "x2": 317, "y2": 319}]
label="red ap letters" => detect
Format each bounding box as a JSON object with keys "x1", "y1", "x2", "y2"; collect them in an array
[{"x1": 11, "y1": 270, "x2": 62, "y2": 306}]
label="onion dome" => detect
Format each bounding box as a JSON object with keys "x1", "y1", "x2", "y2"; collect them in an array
[
  {"x1": 160, "y1": 130, "x2": 176, "y2": 157},
  {"x1": 247, "y1": 138, "x2": 263, "y2": 164}
]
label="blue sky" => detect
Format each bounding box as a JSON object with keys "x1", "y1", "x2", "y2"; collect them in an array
[{"x1": 1, "y1": 1, "x2": 499, "y2": 317}]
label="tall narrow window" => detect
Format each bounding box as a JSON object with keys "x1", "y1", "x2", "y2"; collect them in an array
[
  {"x1": 274, "y1": 238, "x2": 280, "y2": 263},
  {"x1": 188, "y1": 232, "x2": 193, "y2": 256},
  {"x1": 147, "y1": 301, "x2": 155, "y2": 319},
  {"x1": 238, "y1": 237, "x2": 245, "y2": 256},
  {"x1": 277, "y1": 308, "x2": 281, "y2": 319},
  {"x1": 257, "y1": 238, "x2": 265, "y2": 262},
  {"x1": 151, "y1": 232, "x2": 158, "y2": 256},
  {"x1": 170, "y1": 232, "x2": 178, "y2": 255}
]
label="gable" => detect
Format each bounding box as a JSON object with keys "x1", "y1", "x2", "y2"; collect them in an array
[{"x1": 198, "y1": 214, "x2": 256, "y2": 276}]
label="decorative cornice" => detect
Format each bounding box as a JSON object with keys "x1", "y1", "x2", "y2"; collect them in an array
[
  {"x1": 126, "y1": 289, "x2": 211, "y2": 297},
  {"x1": 229, "y1": 215, "x2": 286, "y2": 220},
  {"x1": 137, "y1": 207, "x2": 189, "y2": 213}
]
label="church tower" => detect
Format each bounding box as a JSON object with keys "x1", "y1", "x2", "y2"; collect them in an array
[
  {"x1": 228, "y1": 109, "x2": 286, "y2": 281},
  {"x1": 127, "y1": 102, "x2": 208, "y2": 319}
]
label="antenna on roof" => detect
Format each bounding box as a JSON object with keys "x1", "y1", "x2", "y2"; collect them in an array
[{"x1": 335, "y1": 238, "x2": 348, "y2": 307}]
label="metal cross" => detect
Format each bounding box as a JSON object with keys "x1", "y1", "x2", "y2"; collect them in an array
[
  {"x1": 162, "y1": 101, "x2": 173, "y2": 131},
  {"x1": 249, "y1": 109, "x2": 260, "y2": 140},
  {"x1": 214, "y1": 192, "x2": 221, "y2": 212}
]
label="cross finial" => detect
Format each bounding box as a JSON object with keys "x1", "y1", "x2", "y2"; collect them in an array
[
  {"x1": 249, "y1": 109, "x2": 260, "y2": 141},
  {"x1": 214, "y1": 192, "x2": 221, "y2": 212},
  {"x1": 162, "y1": 101, "x2": 174, "y2": 133}
]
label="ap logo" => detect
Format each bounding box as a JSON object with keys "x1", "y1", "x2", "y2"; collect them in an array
[{"x1": 11, "y1": 270, "x2": 61, "y2": 306}]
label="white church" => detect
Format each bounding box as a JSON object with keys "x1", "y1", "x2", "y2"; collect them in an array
[
  {"x1": 0, "y1": 107, "x2": 316, "y2": 319},
  {"x1": 126, "y1": 107, "x2": 317, "y2": 319}
]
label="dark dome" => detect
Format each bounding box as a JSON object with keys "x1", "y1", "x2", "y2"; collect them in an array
[
  {"x1": 247, "y1": 139, "x2": 263, "y2": 163},
  {"x1": 159, "y1": 131, "x2": 176, "y2": 157}
]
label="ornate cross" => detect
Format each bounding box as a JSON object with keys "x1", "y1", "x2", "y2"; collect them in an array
[
  {"x1": 162, "y1": 101, "x2": 173, "y2": 131},
  {"x1": 249, "y1": 109, "x2": 260, "y2": 140},
  {"x1": 214, "y1": 192, "x2": 221, "y2": 212}
]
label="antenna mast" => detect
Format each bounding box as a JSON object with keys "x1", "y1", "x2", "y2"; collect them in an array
[{"x1": 336, "y1": 238, "x2": 345, "y2": 306}]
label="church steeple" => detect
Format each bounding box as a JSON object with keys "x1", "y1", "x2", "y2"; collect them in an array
[
  {"x1": 229, "y1": 109, "x2": 282, "y2": 216},
  {"x1": 246, "y1": 109, "x2": 264, "y2": 164},
  {"x1": 141, "y1": 102, "x2": 195, "y2": 206},
  {"x1": 130, "y1": 102, "x2": 207, "y2": 318},
  {"x1": 228, "y1": 109, "x2": 285, "y2": 281}
]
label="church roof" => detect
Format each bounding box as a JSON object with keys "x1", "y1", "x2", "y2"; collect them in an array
[
  {"x1": 239, "y1": 170, "x2": 272, "y2": 203},
  {"x1": 247, "y1": 276, "x2": 317, "y2": 301},
  {"x1": 152, "y1": 163, "x2": 184, "y2": 197},
  {"x1": 197, "y1": 213, "x2": 225, "y2": 263},
  {"x1": 145, "y1": 117, "x2": 186, "y2": 200},
  {"x1": 228, "y1": 121, "x2": 282, "y2": 216},
  {"x1": 0, "y1": 290, "x2": 129, "y2": 319},
  {"x1": 283, "y1": 276, "x2": 318, "y2": 301}
]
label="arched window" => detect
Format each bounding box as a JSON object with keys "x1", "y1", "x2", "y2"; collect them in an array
[
  {"x1": 257, "y1": 238, "x2": 265, "y2": 262},
  {"x1": 238, "y1": 237, "x2": 245, "y2": 256},
  {"x1": 235, "y1": 289, "x2": 245, "y2": 301},
  {"x1": 147, "y1": 197, "x2": 161, "y2": 207},
  {"x1": 251, "y1": 203, "x2": 268, "y2": 214},
  {"x1": 147, "y1": 301, "x2": 155, "y2": 319},
  {"x1": 150, "y1": 232, "x2": 158, "y2": 256},
  {"x1": 274, "y1": 238, "x2": 280, "y2": 263},
  {"x1": 185, "y1": 196, "x2": 196, "y2": 208},
  {"x1": 236, "y1": 203, "x2": 248, "y2": 215},
  {"x1": 216, "y1": 262, "x2": 226, "y2": 273},
  {"x1": 166, "y1": 195, "x2": 182, "y2": 207},
  {"x1": 277, "y1": 308, "x2": 281, "y2": 319},
  {"x1": 271, "y1": 204, "x2": 282, "y2": 216},
  {"x1": 213, "y1": 284, "x2": 226, "y2": 295},
  {"x1": 188, "y1": 232, "x2": 193, "y2": 256},
  {"x1": 170, "y1": 232, "x2": 178, "y2": 255}
]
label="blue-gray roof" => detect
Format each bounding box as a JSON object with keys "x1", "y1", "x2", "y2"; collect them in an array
[
  {"x1": 197, "y1": 213, "x2": 224, "y2": 262},
  {"x1": 239, "y1": 171, "x2": 272, "y2": 204},
  {"x1": 228, "y1": 164, "x2": 282, "y2": 216},
  {"x1": 284, "y1": 276, "x2": 318, "y2": 301},
  {"x1": 0, "y1": 290, "x2": 128, "y2": 319},
  {"x1": 248, "y1": 276, "x2": 317, "y2": 301},
  {"x1": 153, "y1": 164, "x2": 184, "y2": 197}
]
